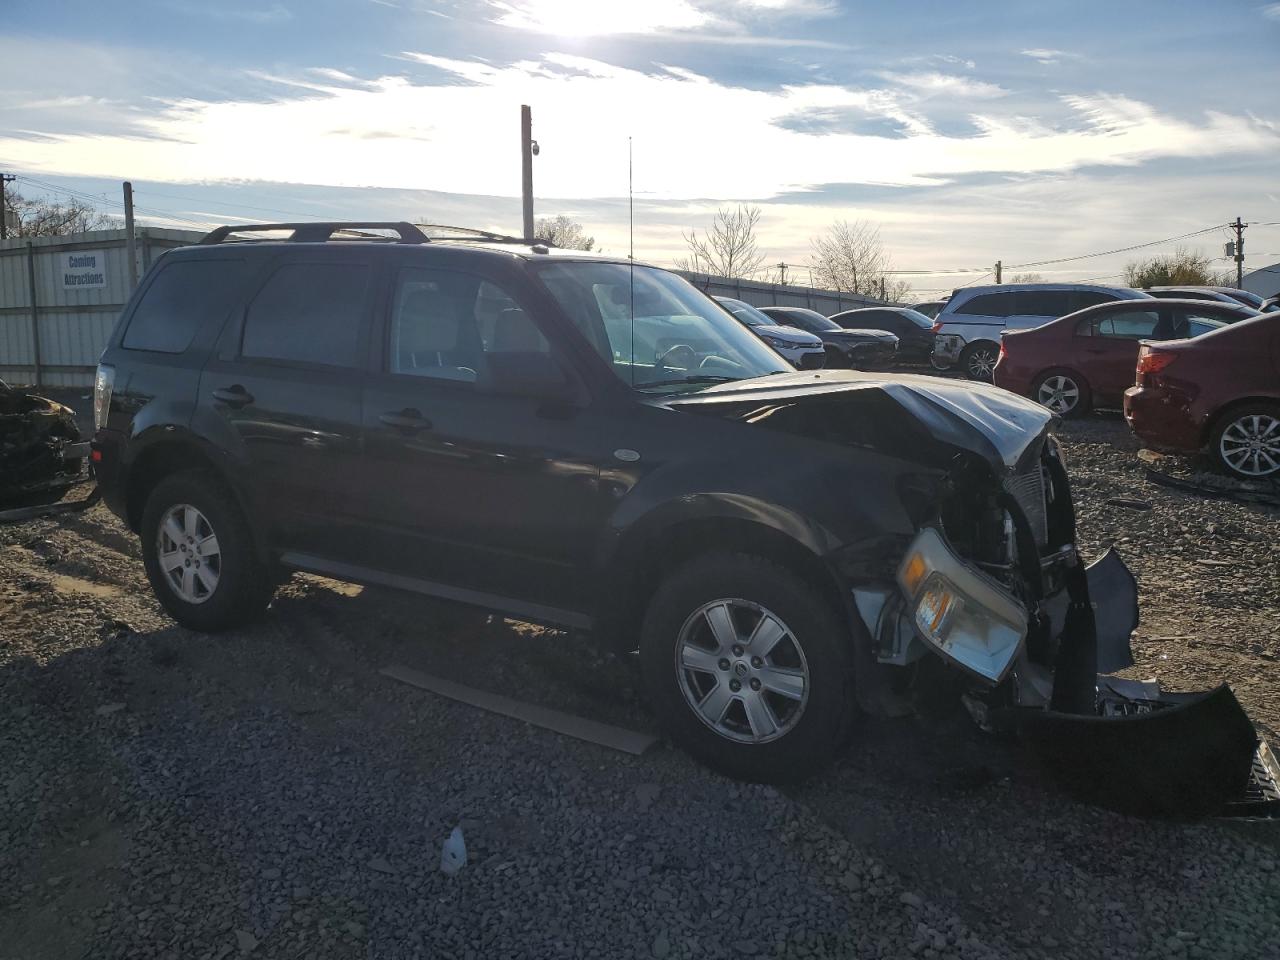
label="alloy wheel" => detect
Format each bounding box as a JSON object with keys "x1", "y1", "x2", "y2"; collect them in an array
[
  {"x1": 1219, "y1": 414, "x2": 1280, "y2": 478},
  {"x1": 966, "y1": 347, "x2": 997, "y2": 380},
  {"x1": 156, "y1": 503, "x2": 222, "y2": 603},
  {"x1": 1036, "y1": 375, "x2": 1081, "y2": 415},
  {"x1": 675, "y1": 599, "x2": 809, "y2": 744}
]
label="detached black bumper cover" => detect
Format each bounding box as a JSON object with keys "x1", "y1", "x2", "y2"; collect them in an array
[{"x1": 1016, "y1": 549, "x2": 1279, "y2": 818}]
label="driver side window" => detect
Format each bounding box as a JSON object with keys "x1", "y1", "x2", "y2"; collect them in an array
[{"x1": 388, "y1": 269, "x2": 550, "y2": 386}]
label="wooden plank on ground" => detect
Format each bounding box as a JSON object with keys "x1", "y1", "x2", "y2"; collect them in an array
[{"x1": 380, "y1": 664, "x2": 660, "y2": 757}]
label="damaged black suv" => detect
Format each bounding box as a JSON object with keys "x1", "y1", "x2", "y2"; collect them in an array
[{"x1": 92, "y1": 222, "x2": 1266, "y2": 803}]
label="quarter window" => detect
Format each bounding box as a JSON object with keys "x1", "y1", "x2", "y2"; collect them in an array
[
  {"x1": 242, "y1": 262, "x2": 369, "y2": 367},
  {"x1": 123, "y1": 258, "x2": 249, "y2": 354}
]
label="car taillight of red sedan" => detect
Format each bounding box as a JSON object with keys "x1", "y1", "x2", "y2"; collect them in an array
[{"x1": 1135, "y1": 345, "x2": 1177, "y2": 386}]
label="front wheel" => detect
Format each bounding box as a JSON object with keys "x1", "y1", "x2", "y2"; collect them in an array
[
  {"x1": 639, "y1": 552, "x2": 856, "y2": 783},
  {"x1": 960, "y1": 342, "x2": 999, "y2": 382},
  {"x1": 141, "y1": 470, "x2": 276, "y2": 632},
  {"x1": 1211, "y1": 404, "x2": 1280, "y2": 480}
]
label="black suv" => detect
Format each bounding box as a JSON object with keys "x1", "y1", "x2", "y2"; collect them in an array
[{"x1": 92, "y1": 221, "x2": 1134, "y2": 784}]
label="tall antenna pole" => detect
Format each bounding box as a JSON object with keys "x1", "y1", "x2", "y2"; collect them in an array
[
  {"x1": 520, "y1": 105, "x2": 535, "y2": 242},
  {"x1": 628, "y1": 137, "x2": 634, "y2": 261}
]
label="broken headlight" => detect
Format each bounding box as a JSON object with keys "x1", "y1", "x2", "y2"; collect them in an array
[
  {"x1": 896, "y1": 527, "x2": 1027, "y2": 684},
  {"x1": 94, "y1": 364, "x2": 115, "y2": 431}
]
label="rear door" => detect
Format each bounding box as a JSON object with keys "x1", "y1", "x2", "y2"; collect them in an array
[
  {"x1": 353, "y1": 256, "x2": 607, "y2": 618},
  {"x1": 1074, "y1": 307, "x2": 1162, "y2": 405},
  {"x1": 197, "y1": 250, "x2": 378, "y2": 558}
]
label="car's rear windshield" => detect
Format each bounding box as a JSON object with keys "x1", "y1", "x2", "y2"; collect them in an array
[{"x1": 535, "y1": 262, "x2": 790, "y2": 392}]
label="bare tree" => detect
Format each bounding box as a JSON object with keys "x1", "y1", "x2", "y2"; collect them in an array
[
  {"x1": 535, "y1": 214, "x2": 595, "y2": 251},
  {"x1": 1124, "y1": 247, "x2": 1228, "y2": 288},
  {"x1": 1006, "y1": 272, "x2": 1044, "y2": 284},
  {"x1": 807, "y1": 219, "x2": 910, "y2": 302},
  {"x1": 2, "y1": 189, "x2": 114, "y2": 237},
  {"x1": 675, "y1": 204, "x2": 766, "y2": 279}
]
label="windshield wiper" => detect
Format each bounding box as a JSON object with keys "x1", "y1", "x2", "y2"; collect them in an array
[{"x1": 635, "y1": 375, "x2": 745, "y2": 391}]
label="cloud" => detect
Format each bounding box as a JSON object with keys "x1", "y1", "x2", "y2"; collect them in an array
[
  {"x1": 3, "y1": 52, "x2": 1277, "y2": 207},
  {"x1": 879, "y1": 72, "x2": 1008, "y2": 99},
  {"x1": 1262, "y1": 3, "x2": 1280, "y2": 20},
  {"x1": 1021, "y1": 48, "x2": 1080, "y2": 65},
  {"x1": 487, "y1": 0, "x2": 709, "y2": 34}
]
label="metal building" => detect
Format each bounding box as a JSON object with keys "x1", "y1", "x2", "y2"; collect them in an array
[{"x1": 0, "y1": 227, "x2": 203, "y2": 388}]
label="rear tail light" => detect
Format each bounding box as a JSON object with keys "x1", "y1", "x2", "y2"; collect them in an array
[
  {"x1": 1135, "y1": 347, "x2": 1176, "y2": 386},
  {"x1": 93, "y1": 364, "x2": 115, "y2": 431},
  {"x1": 931, "y1": 321, "x2": 943, "y2": 334},
  {"x1": 998, "y1": 338, "x2": 1008, "y2": 360}
]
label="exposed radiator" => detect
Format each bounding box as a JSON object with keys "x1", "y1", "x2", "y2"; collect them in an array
[{"x1": 1005, "y1": 465, "x2": 1048, "y2": 546}]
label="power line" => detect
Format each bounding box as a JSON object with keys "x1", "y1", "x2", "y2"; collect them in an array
[{"x1": 1006, "y1": 224, "x2": 1227, "y2": 269}]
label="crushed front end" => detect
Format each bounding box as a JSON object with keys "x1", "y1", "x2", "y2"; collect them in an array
[{"x1": 857, "y1": 427, "x2": 1279, "y2": 818}]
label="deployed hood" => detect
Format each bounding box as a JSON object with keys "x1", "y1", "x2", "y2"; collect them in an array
[{"x1": 661, "y1": 370, "x2": 1055, "y2": 472}]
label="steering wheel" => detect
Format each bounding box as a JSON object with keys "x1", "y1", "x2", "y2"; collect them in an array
[{"x1": 654, "y1": 343, "x2": 698, "y2": 377}]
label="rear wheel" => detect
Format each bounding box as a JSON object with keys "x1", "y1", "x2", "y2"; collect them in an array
[
  {"x1": 1211, "y1": 404, "x2": 1280, "y2": 479},
  {"x1": 1032, "y1": 371, "x2": 1091, "y2": 417},
  {"x1": 141, "y1": 471, "x2": 275, "y2": 631},
  {"x1": 639, "y1": 552, "x2": 856, "y2": 783},
  {"x1": 960, "y1": 342, "x2": 999, "y2": 382}
]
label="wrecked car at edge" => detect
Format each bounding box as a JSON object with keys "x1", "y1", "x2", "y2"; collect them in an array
[{"x1": 0, "y1": 378, "x2": 84, "y2": 505}]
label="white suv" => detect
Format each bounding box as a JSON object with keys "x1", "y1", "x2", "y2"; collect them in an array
[{"x1": 932, "y1": 284, "x2": 1152, "y2": 380}]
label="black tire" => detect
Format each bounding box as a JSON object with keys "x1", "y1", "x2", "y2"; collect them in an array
[
  {"x1": 960, "y1": 341, "x2": 999, "y2": 382},
  {"x1": 140, "y1": 470, "x2": 275, "y2": 632},
  {"x1": 1210, "y1": 403, "x2": 1280, "y2": 480},
  {"x1": 639, "y1": 552, "x2": 857, "y2": 783},
  {"x1": 1030, "y1": 370, "x2": 1092, "y2": 418}
]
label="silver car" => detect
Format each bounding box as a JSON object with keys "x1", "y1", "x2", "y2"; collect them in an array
[{"x1": 931, "y1": 283, "x2": 1152, "y2": 381}]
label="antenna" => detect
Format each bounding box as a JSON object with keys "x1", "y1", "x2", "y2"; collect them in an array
[{"x1": 629, "y1": 136, "x2": 635, "y2": 387}]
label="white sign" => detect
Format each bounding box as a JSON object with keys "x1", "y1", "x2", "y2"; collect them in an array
[{"x1": 61, "y1": 249, "x2": 108, "y2": 289}]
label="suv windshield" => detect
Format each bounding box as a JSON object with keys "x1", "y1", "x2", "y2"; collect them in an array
[{"x1": 536, "y1": 262, "x2": 790, "y2": 391}]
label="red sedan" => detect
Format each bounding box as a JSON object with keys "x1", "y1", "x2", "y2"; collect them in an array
[
  {"x1": 993, "y1": 299, "x2": 1253, "y2": 417},
  {"x1": 1125, "y1": 310, "x2": 1280, "y2": 480}
]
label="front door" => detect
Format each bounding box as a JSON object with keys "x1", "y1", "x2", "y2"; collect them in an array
[
  {"x1": 197, "y1": 252, "x2": 377, "y2": 558},
  {"x1": 356, "y1": 260, "x2": 609, "y2": 619}
]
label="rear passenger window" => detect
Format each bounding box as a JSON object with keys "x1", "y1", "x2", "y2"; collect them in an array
[
  {"x1": 242, "y1": 263, "x2": 369, "y2": 368},
  {"x1": 123, "y1": 258, "x2": 248, "y2": 353},
  {"x1": 1095, "y1": 310, "x2": 1161, "y2": 338},
  {"x1": 955, "y1": 294, "x2": 1015, "y2": 318},
  {"x1": 1016, "y1": 291, "x2": 1075, "y2": 317},
  {"x1": 1071, "y1": 291, "x2": 1115, "y2": 311}
]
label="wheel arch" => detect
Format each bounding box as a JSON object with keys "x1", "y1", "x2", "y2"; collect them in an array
[
  {"x1": 1203, "y1": 395, "x2": 1280, "y2": 446},
  {"x1": 596, "y1": 511, "x2": 854, "y2": 657},
  {"x1": 123, "y1": 433, "x2": 265, "y2": 557}
]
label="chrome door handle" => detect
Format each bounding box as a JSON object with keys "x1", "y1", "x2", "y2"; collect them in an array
[
  {"x1": 211, "y1": 385, "x2": 254, "y2": 408},
  {"x1": 379, "y1": 409, "x2": 432, "y2": 432}
]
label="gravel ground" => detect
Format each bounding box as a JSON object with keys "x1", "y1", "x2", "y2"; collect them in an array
[{"x1": 2, "y1": 406, "x2": 1279, "y2": 960}]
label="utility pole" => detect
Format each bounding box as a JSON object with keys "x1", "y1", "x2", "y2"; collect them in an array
[
  {"x1": 776, "y1": 262, "x2": 788, "y2": 285},
  {"x1": 123, "y1": 181, "x2": 138, "y2": 291},
  {"x1": 520, "y1": 105, "x2": 536, "y2": 242},
  {"x1": 1231, "y1": 217, "x2": 1246, "y2": 289},
  {"x1": 879, "y1": 276, "x2": 886, "y2": 301},
  {"x1": 994, "y1": 259, "x2": 1003, "y2": 284},
  {"x1": 0, "y1": 173, "x2": 15, "y2": 240}
]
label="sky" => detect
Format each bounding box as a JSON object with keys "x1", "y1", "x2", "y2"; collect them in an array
[{"x1": 3, "y1": 0, "x2": 1280, "y2": 296}]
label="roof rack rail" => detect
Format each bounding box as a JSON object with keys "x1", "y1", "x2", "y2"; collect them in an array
[
  {"x1": 419, "y1": 223, "x2": 554, "y2": 246},
  {"x1": 199, "y1": 222, "x2": 429, "y2": 245}
]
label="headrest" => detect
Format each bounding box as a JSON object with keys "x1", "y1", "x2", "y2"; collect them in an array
[{"x1": 491, "y1": 307, "x2": 546, "y2": 353}]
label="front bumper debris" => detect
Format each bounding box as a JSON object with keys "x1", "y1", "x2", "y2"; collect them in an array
[
  {"x1": 1008, "y1": 548, "x2": 1279, "y2": 818},
  {"x1": 931, "y1": 334, "x2": 965, "y2": 365}
]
